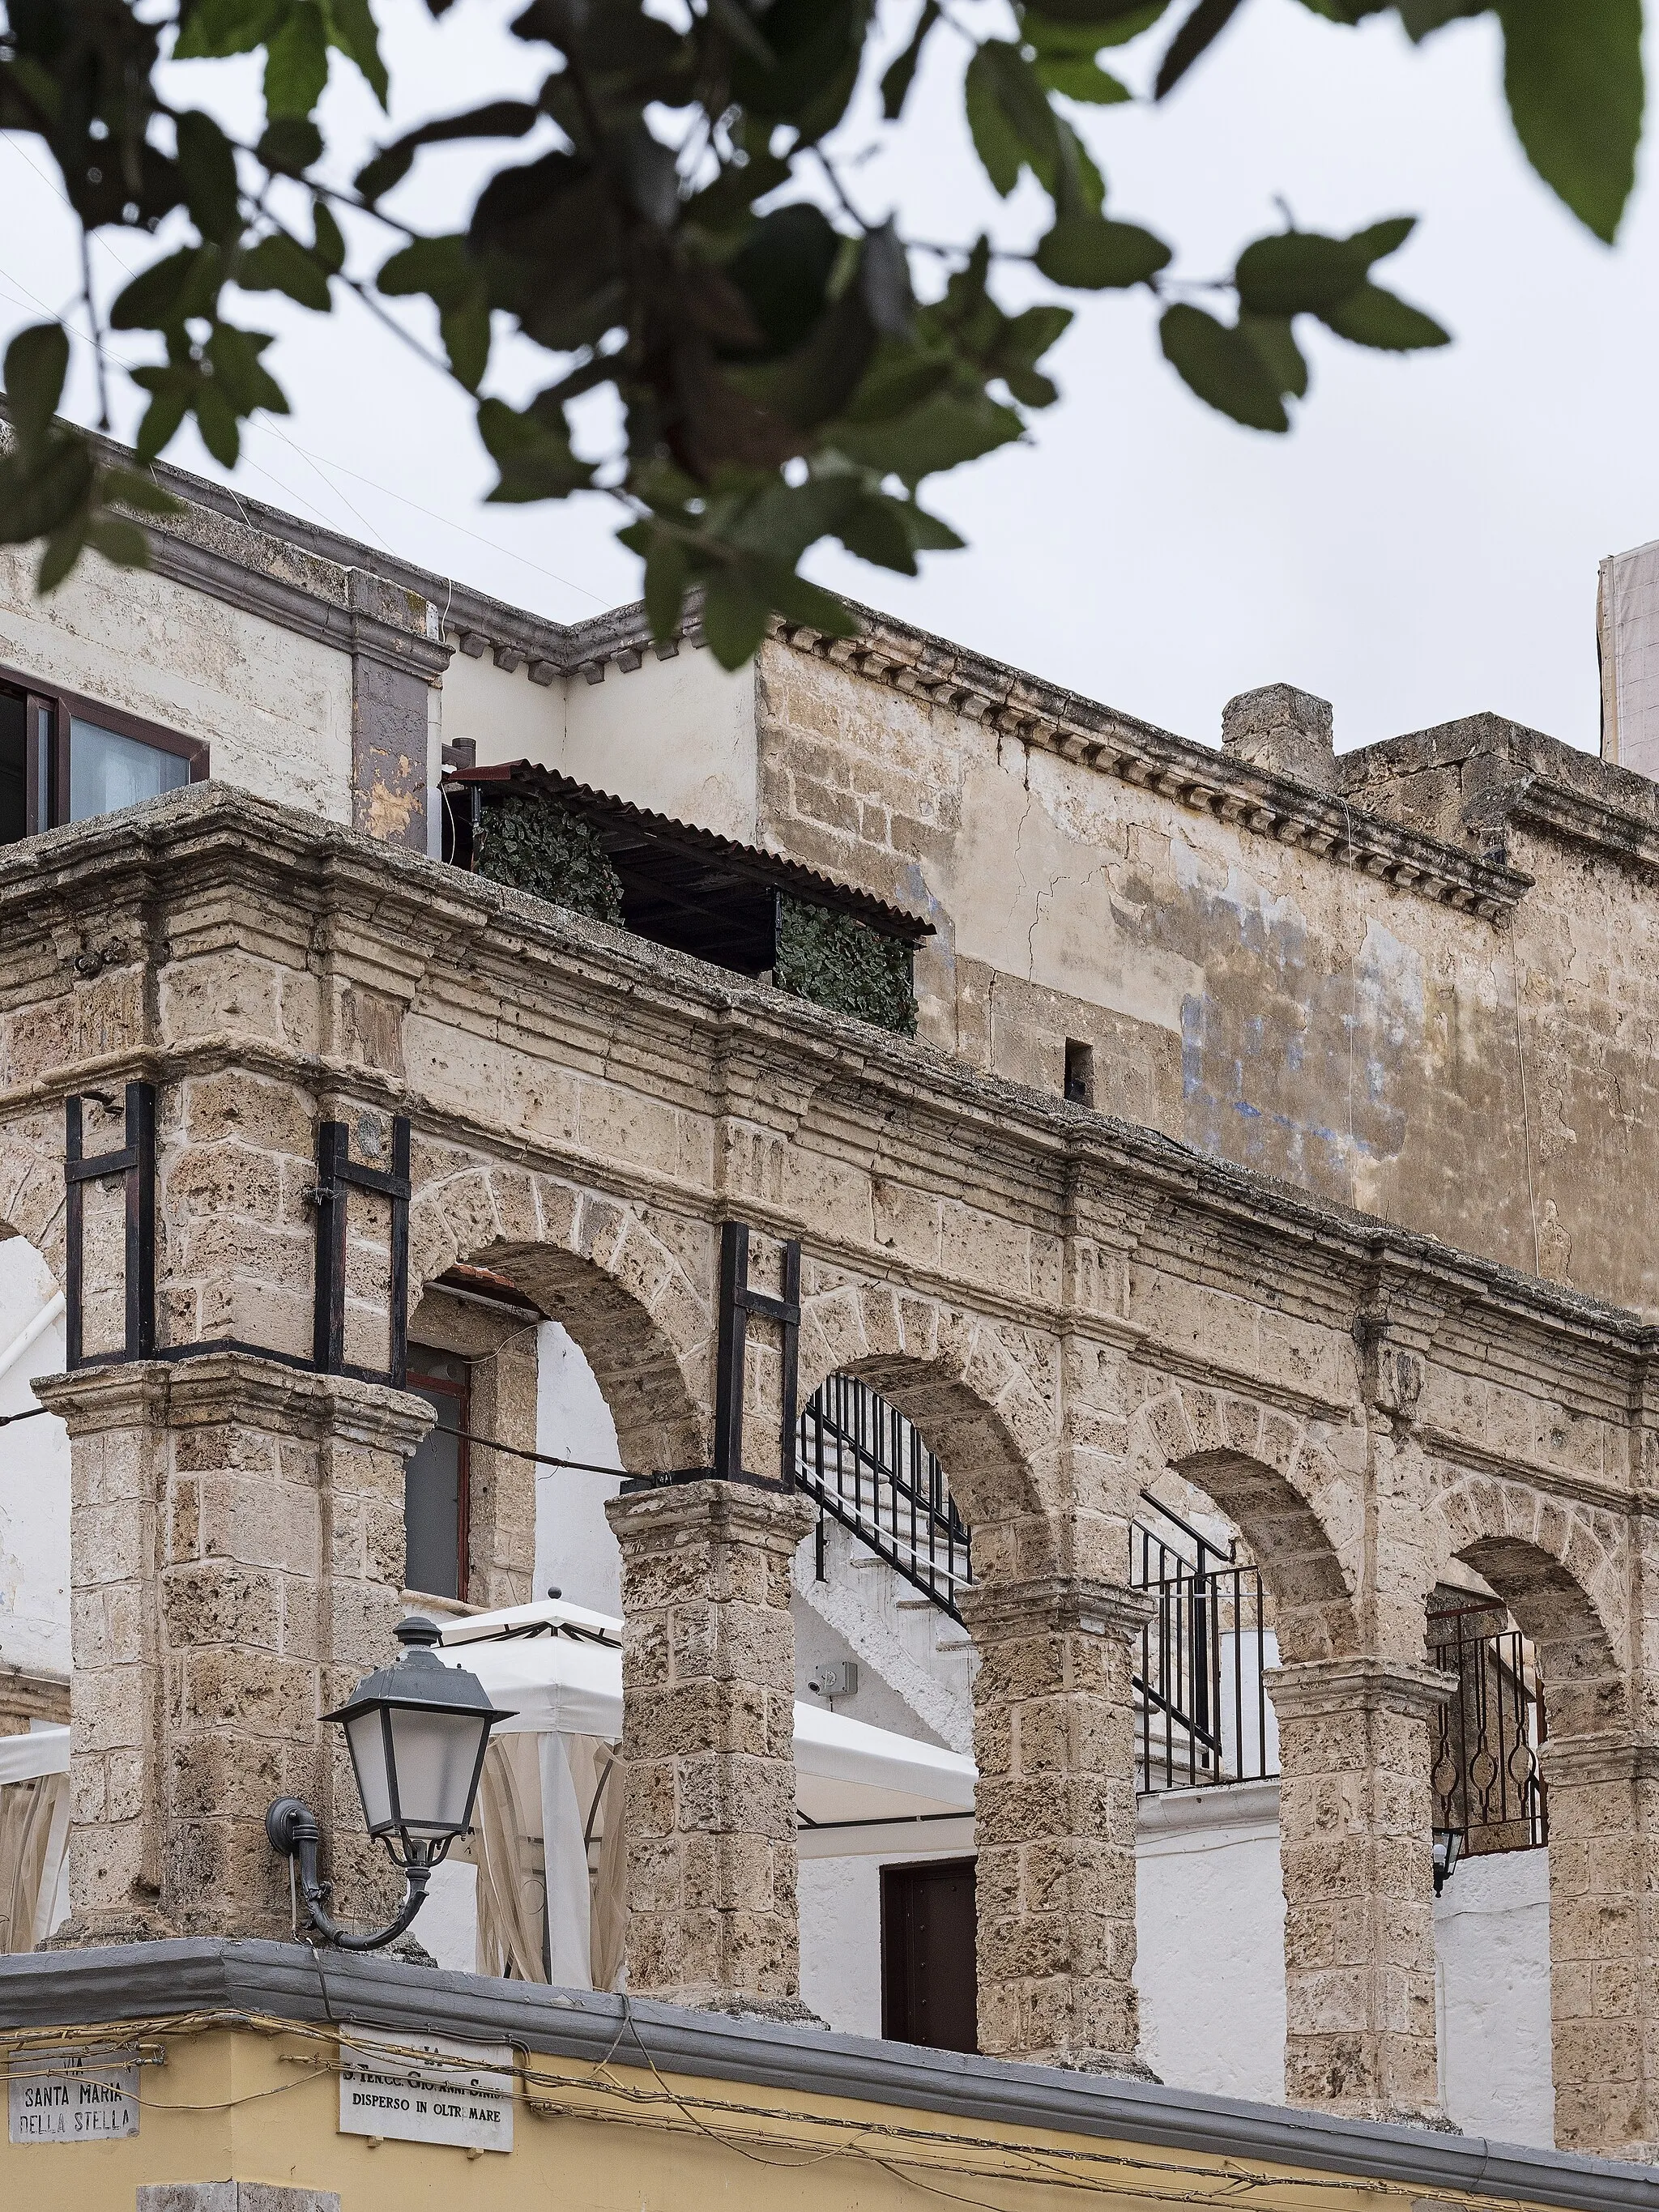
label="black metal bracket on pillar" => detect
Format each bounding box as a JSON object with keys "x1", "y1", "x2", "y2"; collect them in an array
[
  {"x1": 712, "y1": 1219, "x2": 801, "y2": 1490},
  {"x1": 312, "y1": 1116, "x2": 412, "y2": 1388},
  {"x1": 63, "y1": 1081, "x2": 156, "y2": 1370}
]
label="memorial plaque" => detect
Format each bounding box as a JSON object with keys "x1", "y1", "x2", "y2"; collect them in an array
[
  {"x1": 9, "y1": 2049, "x2": 141, "y2": 2142},
  {"x1": 339, "y1": 2030, "x2": 514, "y2": 2153}
]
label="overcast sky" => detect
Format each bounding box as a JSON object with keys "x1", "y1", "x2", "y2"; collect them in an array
[{"x1": 2, "y1": 0, "x2": 1656, "y2": 758}]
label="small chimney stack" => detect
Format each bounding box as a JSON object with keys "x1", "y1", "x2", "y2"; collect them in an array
[{"x1": 1222, "y1": 683, "x2": 1337, "y2": 791}]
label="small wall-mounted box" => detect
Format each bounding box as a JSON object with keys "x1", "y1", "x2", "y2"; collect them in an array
[{"x1": 808, "y1": 1661, "x2": 858, "y2": 1700}]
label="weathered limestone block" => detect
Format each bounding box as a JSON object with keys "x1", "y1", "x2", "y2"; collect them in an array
[
  {"x1": 1541, "y1": 1738, "x2": 1659, "y2": 2160},
  {"x1": 37, "y1": 1353, "x2": 431, "y2": 1944},
  {"x1": 958, "y1": 1574, "x2": 1151, "y2": 2072},
  {"x1": 605, "y1": 1477, "x2": 814, "y2": 2014},
  {"x1": 1269, "y1": 1656, "x2": 1451, "y2": 2124}
]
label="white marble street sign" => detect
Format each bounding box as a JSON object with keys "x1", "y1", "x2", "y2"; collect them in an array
[
  {"x1": 9, "y1": 2048, "x2": 141, "y2": 2142},
  {"x1": 338, "y1": 2030, "x2": 514, "y2": 2153}
]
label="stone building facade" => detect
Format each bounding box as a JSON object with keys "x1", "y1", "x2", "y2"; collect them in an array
[{"x1": 3, "y1": 450, "x2": 1659, "y2": 2159}]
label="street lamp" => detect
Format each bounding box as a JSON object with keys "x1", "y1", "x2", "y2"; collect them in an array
[
  {"x1": 267, "y1": 1616, "x2": 512, "y2": 1951},
  {"x1": 1431, "y1": 1824, "x2": 1464, "y2": 1895}
]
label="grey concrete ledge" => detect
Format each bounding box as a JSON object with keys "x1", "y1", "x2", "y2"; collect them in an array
[{"x1": 1, "y1": 1940, "x2": 1655, "y2": 2210}]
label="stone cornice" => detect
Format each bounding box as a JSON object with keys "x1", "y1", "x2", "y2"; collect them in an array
[
  {"x1": 771, "y1": 609, "x2": 1533, "y2": 922},
  {"x1": 0, "y1": 784, "x2": 1653, "y2": 1404},
  {"x1": 6, "y1": 1940, "x2": 1659, "y2": 2212}
]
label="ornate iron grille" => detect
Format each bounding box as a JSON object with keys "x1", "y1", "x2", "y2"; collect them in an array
[
  {"x1": 798, "y1": 1375, "x2": 972, "y2": 1619},
  {"x1": 1428, "y1": 1603, "x2": 1547, "y2": 1855},
  {"x1": 1131, "y1": 1494, "x2": 1277, "y2": 1793}
]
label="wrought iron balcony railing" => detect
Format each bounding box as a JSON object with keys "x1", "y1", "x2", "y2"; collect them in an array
[
  {"x1": 798, "y1": 1374, "x2": 972, "y2": 1620},
  {"x1": 1428, "y1": 1601, "x2": 1548, "y2": 1854},
  {"x1": 1131, "y1": 1494, "x2": 1277, "y2": 1793}
]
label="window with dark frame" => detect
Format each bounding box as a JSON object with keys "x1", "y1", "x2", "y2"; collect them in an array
[
  {"x1": 404, "y1": 1346, "x2": 471, "y2": 1603},
  {"x1": 0, "y1": 671, "x2": 207, "y2": 843},
  {"x1": 881, "y1": 1856, "x2": 978, "y2": 2054},
  {"x1": 1064, "y1": 1038, "x2": 1094, "y2": 1107}
]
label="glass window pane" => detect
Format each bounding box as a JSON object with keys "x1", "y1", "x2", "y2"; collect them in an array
[
  {"x1": 68, "y1": 716, "x2": 191, "y2": 824},
  {"x1": 386, "y1": 1705, "x2": 488, "y2": 1838},
  {"x1": 346, "y1": 1710, "x2": 394, "y2": 1833},
  {"x1": 0, "y1": 693, "x2": 24, "y2": 845},
  {"x1": 405, "y1": 1370, "x2": 464, "y2": 1600}
]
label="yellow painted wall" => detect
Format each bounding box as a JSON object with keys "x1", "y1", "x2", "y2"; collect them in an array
[{"x1": 0, "y1": 2018, "x2": 1454, "y2": 2212}]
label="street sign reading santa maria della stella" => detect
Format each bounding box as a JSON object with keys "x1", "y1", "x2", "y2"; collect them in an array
[{"x1": 9, "y1": 2049, "x2": 141, "y2": 2142}]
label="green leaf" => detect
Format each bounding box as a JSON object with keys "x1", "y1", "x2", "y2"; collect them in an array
[
  {"x1": 0, "y1": 437, "x2": 93, "y2": 542},
  {"x1": 257, "y1": 117, "x2": 323, "y2": 173},
  {"x1": 1154, "y1": 0, "x2": 1245, "y2": 97},
  {"x1": 176, "y1": 111, "x2": 242, "y2": 245},
  {"x1": 1345, "y1": 214, "x2": 1415, "y2": 261},
  {"x1": 110, "y1": 245, "x2": 223, "y2": 332},
  {"x1": 440, "y1": 295, "x2": 492, "y2": 391},
  {"x1": 103, "y1": 467, "x2": 184, "y2": 519},
  {"x1": 833, "y1": 389, "x2": 1024, "y2": 484},
  {"x1": 1319, "y1": 280, "x2": 1450, "y2": 350},
  {"x1": 1239, "y1": 314, "x2": 1307, "y2": 399},
  {"x1": 3, "y1": 324, "x2": 70, "y2": 444},
  {"x1": 85, "y1": 514, "x2": 152, "y2": 568},
  {"x1": 1235, "y1": 229, "x2": 1370, "y2": 314},
  {"x1": 701, "y1": 572, "x2": 771, "y2": 668},
  {"x1": 966, "y1": 40, "x2": 1061, "y2": 198},
  {"x1": 1035, "y1": 214, "x2": 1170, "y2": 288},
  {"x1": 264, "y1": 2, "x2": 329, "y2": 119},
  {"x1": 175, "y1": 0, "x2": 286, "y2": 61},
  {"x1": 357, "y1": 103, "x2": 538, "y2": 203},
  {"x1": 325, "y1": 0, "x2": 389, "y2": 105},
  {"x1": 312, "y1": 202, "x2": 346, "y2": 275},
  {"x1": 1397, "y1": 0, "x2": 1488, "y2": 38},
  {"x1": 130, "y1": 370, "x2": 194, "y2": 462},
  {"x1": 1160, "y1": 302, "x2": 1288, "y2": 430},
  {"x1": 1495, "y1": 0, "x2": 1642, "y2": 244},
  {"x1": 194, "y1": 377, "x2": 243, "y2": 467},
  {"x1": 882, "y1": 0, "x2": 940, "y2": 117},
  {"x1": 239, "y1": 231, "x2": 331, "y2": 311},
  {"x1": 642, "y1": 530, "x2": 691, "y2": 640},
  {"x1": 207, "y1": 322, "x2": 288, "y2": 413},
  {"x1": 1033, "y1": 53, "x2": 1132, "y2": 100},
  {"x1": 37, "y1": 505, "x2": 91, "y2": 594},
  {"x1": 478, "y1": 396, "x2": 594, "y2": 500},
  {"x1": 1025, "y1": 2, "x2": 1168, "y2": 49}
]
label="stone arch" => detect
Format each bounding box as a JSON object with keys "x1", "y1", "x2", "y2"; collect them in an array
[
  {"x1": 408, "y1": 1148, "x2": 710, "y2": 1476},
  {"x1": 1427, "y1": 1468, "x2": 1627, "y2": 1738},
  {"x1": 1125, "y1": 1376, "x2": 1362, "y2": 1663},
  {"x1": 0, "y1": 1114, "x2": 67, "y2": 1288},
  {"x1": 797, "y1": 1275, "x2": 1051, "y2": 1550}
]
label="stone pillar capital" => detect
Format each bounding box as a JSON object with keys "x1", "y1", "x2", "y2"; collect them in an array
[
  {"x1": 35, "y1": 1351, "x2": 435, "y2": 1456},
  {"x1": 606, "y1": 1476, "x2": 814, "y2": 1558},
  {"x1": 1539, "y1": 1733, "x2": 1659, "y2": 1789},
  {"x1": 957, "y1": 1573, "x2": 1153, "y2": 1648},
  {"x1": 1266, "y1": 1654, "x2": 1454, "y2": 1728}
]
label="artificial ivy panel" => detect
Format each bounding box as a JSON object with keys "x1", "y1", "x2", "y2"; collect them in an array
[
  {"x1": 474, "y1": 794, "x2": 625, "y2": 924},
  {"x1": 775, "y1": 897, "x2": 917, "y2": 1037}
]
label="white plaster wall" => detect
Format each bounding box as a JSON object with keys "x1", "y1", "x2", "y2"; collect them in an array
[
  {"x1": 0, "y1": 1239, "x2": 70, "y2": 1677},
  {"x1": 1135, "y1": 1781, "x2": 1287, "y2": 2103},
  {"x1": 1435, "y1": 1846, "x2": 1554, "y2": 2147},
  {"x1": 0, "y1": 548, "x2": 354, "y2": 823},
  {"x1": 443, "y1": 645, "x2": 757, "y2": 843},
  {"x1": 533, "y1": 1321, "x2": 622, "y2": 1617}
]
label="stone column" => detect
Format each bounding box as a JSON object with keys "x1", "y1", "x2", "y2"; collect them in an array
[
  {"x1": 38, "y1": 1352, "x2": 431, "y2": 1944},
  {"x1": 1540, "y1": 1738, "x2": 1659, "y2": 2159},
  {"x1": 957, "y1": 1575, "x2": 1151, "y2": 2070},
  {"x1": 1269, "y1": 1656, "x2": 1451, "y2": 2124},
  {"x1": 605, "y1": 1477, "x2": 814, "y2": 2015}
]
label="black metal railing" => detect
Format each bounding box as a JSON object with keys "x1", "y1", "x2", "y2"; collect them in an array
[
  {"x1": 798, "y1": 1375, "x2": 972, "y2": 1620},
  {"x1": 1428, "y1": 1603, "x2": 1547, "y2": 1855},
  {"x1": 1131, "y1": 1494, "x2": 1277, "y2": 1793}
]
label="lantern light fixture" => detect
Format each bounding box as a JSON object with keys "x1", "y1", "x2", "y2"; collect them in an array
[
  {"x1": 267, "y1": 1615, "x2": 511, "y2": 1951},
  {"x1": 1431, "y1": 1823, "x2": 1464, "y2": 1895}
]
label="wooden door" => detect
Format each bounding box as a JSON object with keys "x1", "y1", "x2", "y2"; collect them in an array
[{"x1": 881, "y1": 1857, "x2": 977, "y2": 2053}]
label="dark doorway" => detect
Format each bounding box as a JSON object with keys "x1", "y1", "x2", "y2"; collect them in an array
[
  {"x1": 881, "y1": 1857, "x2": 977, "y2": 2053},
  {"x1": 404, "y1": 1346, "x2": 470, "y2": 1600}
]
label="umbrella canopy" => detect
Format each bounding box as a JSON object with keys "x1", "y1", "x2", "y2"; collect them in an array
[{"x1": 441, "y1": 1600, "x2": 975, "y2": 1828}]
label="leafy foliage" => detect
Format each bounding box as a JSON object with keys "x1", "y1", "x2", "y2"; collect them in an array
[
  {"x1": 774, "y1": 897, "x2": 919, "y2": 1036},
  {"x1": 472, "y1": 792, "x2": 625, "y2": 922},
  {"x1": 0, "y1": 0, "x2": 1645, "y2": 647}
]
